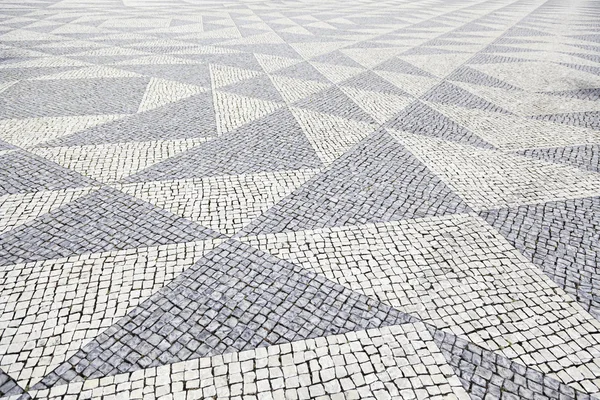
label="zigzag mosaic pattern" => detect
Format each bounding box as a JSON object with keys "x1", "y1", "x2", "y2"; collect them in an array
[{"x1": 1, "y1": 0, "x2": 600, "y2": 398}]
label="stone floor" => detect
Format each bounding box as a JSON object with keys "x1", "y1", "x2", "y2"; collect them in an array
[{"x1": 1, "y1": 0, "x2": 600, "y2": 398}]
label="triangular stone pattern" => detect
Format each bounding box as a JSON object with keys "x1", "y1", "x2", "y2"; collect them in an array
[
  {"x1": 242, "y1": 129, "x2": 471, "y2": 234},
  {"x1": 38, "y1": 240, "x2": 415, "y2": 387},
  {"x1": 0, "y1": 187, "x2": 222, "y2": 266},
  {"x1": 2, "y1": 0, "x2": 600, "y2": 398}
]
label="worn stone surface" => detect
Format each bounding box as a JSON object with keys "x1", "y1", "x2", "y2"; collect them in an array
[{"x1": 1, "y1": 0, "x2": 600, "y2": 398}]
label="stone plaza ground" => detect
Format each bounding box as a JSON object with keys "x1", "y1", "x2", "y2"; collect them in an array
[{"x1": 1, "y1": 0, "x2": 600, "y2": 398}]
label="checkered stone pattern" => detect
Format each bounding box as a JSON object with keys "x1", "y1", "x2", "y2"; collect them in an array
[{"x1": 2, "y1": 0, "x2": 600, "y2": 398}]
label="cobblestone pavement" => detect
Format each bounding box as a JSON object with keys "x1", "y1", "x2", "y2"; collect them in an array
[{"x1": 1, "y1": 0, "x2": 600, "y2": 398}]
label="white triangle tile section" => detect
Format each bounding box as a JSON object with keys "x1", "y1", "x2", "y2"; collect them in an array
[
  {"x1": 0, "y1": 239, "x2": 222, "y2": 389},
  {"x1": 23, "y1": 322, "x2": 471, "y2": 400},
  {"x1": 138, "y1": 77, "x2": 207, "y2": 113},
  {"x1": 118, "y1": 169, "x2": 320, "y2": 235},
  {"x1": 220, "y1": 32, "x2": 285, "y2": 46},
  {"x1": 307, "y1": 21, "x2": 338, "y2": 30},
  {"x1": 328, "y1": 17, "x2": 355, "y2": 25},
  {"x1": 290, "y1": 41, "x2": 354, "y2": 59},
  {"x1": 290, "y1": 107, "x2": 378, "y2": 166},
  {"x1": 113, "y1": 54, "x2": 204, "y2": 65},
  {"x1": 148, "y1": 22, "x2": 204, "y2": 34},
  {"x1": 0, "y1": 48, "x2": 46, "y2": 58},
  {"x1": 269, "y1": 16, "x2": 297, "y2": 26},
  {"x1": 209, "y1": 63, "x2": 262, "y2": 89},
  {"x1": 99, "y1": 18, "x2": 172, "y2": 28},
  {"x1": 254, "y1": 53, "x2": 300, "y2": 73},
  {"x1": 50, "y1": 23, "x2": 113, "y2": 35},
  {"x1": 429, "y1": 102, "x2": 600, "y2": 150},
  {"x1": 424, "y1": 44, "x2": 484, "y2": 53},
  {"x1": 240, "y1": 213, "x2": 600, "y2": 395},
  {"x1": 390, "y1": 130, "x2": 600, "y2": 210},
  {"x1": 30, "y1": 65, "x2": 143, "y2": 80},
  {"x1": 170, "y1": 45, "x2": 240, "y2": 55},
  {"x1": 375, "y1": 70, "x2": 441, "y2": 97},
  {"x1": 30, "y1": 138, "x2": 208, "y2": 183},
  {"x1": 0, "y1": 28, "x2": 66, "y2": 42},
  {"x1": 279, "y1": 24, "x2": 313, "y2": 35},
  {"x1": 75, "y1": 33, "x2": 151, "y2": 41},
  {"x1": 341, "y1": 86, "x2": 413, "y2": 124},
  {"x1": 213, "y1": 91, "x2": 284, "y2": 135},
  {"x1": 309, "y1": 61, "x2": 365, "y2": 84},
  {"x1": 67, "y1": 46, "x2": 150, "y2": 57},
  {"x1": 0, "y1": 187, "x2": 97, "y2": 234},
  {"x1": 0, "y1": 114, "x2": 129, "y2": 148},
  {"x1": 470, "y1": 61, "x2": 600, "y2": 92},
  {"x1": 0, "y1": 56, "x2": 91, "y2": 69},
  {"x1": 269, "y1": 75, "x2": 331, "y2": 103},
  {"x1": 341, "y1": 47, "x2": 408, "y2": 68},
  {"x1": 399, "y1": 53, "x2": 474, "y2": 78},
  {"x1": 177, "y1": 27, "x2": 241, "y2": 40},
  {"x1": 509, "y1": 41, "x2": 600, "y2": 55},
  {"x1": 452, "y1": 81, "x2": 600, "y2": 116},
  {"x1": 32, "y1": 42, "x2": 104, "y2": 54},
  {"x1": 0, "y1": 81, "x2": 18, "y2": 94},
  {"x1": 489, "y1": 51, "x2": 600, "y2": 68}
]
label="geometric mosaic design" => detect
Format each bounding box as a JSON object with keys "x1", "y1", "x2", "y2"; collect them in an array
[{"x1": 2, "y1": 0, "x2": 600, "y2": 398}]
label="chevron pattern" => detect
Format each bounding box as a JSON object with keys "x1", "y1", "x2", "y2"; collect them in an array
[{"x1": 1, "y1": 0, "x2": 600, "y2": 398}]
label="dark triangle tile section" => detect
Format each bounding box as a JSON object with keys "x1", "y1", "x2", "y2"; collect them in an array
[
  {"x1": 272, "y1": 61, "x2": 330, "y2": 83},
  {"x1": 221, "y1": 74, "x2": 285, "y2": 103},
  {"x1": 0, "y1": 77, "x2": 149, "y2": 119},
  {"x1": 225, "y1": 44, "x2": 300, "y2": 58},
  {"x1": 37, "y1": 240, "x2": 416, "y2": 388},
  {"x1": 430, "y1": 327, "x2": 594, "y2": 400},
  {"x1": 386, "y1": 101, "x2": 495, "y2": 149},
  {"x1": 0, "y1": 187, "x2": 222, "y2": 266},
  {"x1": 242, "y1": 129, "x2": 471, "y2": 235},
  {"x1": 0, "y1": 151, "x2": 97, "y2": 196},
  {"x1": 115, "y1": 64, "x2": 212, "y2": 88},
  {"x1": 531, "y1": 112, "x2": 600, "y2": 131},
  {"x1": 0, "y1": 139, "x2": 17, "y2": 152},
  {"x1": 421, "y1": 81, "x2": 511, "y2": 114},
  {"x1": 124, "y1": 107, "x2": 324, "y2": 183},
  {"x1": 517, "y1": 144, "x2": 600, "y2": 173},
  {"x1": 0, "y1": 67, "x2": 86, "y2": 84},
  {"x1": 447, "y1": 66, "x2": 521, "y2": 90},
  {"x1": 467, "y1": 53, "x2": 530, "y2": 64},
  {"x1": 339, "y1": 70, "x2": 410, "y2": 96},
  {"x1": 401, "y1": 46, "x2": 458, "y2": 55},
  {"x1": 0, "y1": 368, "x2": 25, "y2": 397},
  {"x1": 170, "y1": 18, "x2": 197, "y2": 27},
  {"x1": 482, "y1": 43, "x2": 537, "y2": 54},
  {"x1": 311, "y1": 50, "x2": 364, "y2": 68},
  {"x1": 479, "y1": 197, "x2": 600, "y2": 320},
  {"x1": 292, "y1": 86, "x2": 376, "y2": 123},
  {"x1": 184, "y1": 53, "x2": 263, "y2": 71},
  {"x1": 546, "y1": 88, "x2": 600, "y2": 101},
  {"x1": 43, "y1": 93, "x2": 217, "y2": 147},
  {"x1": 504, "y1": 26, "x2": 548, "y2": 37}
]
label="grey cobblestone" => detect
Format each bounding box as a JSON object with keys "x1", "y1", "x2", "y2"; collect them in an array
[
  {"x1": 431, "y1": 328, "x2": 594, "y2": 400},
  {"x1": 480, "y1": 196, "x2": 600, "y2": 319},
  {"x1": 1, "y1": 0, "x2": 600, "y2": 398},
  {"x1": 36, "y1": 240, "x2": 415, "y2": 388}
]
